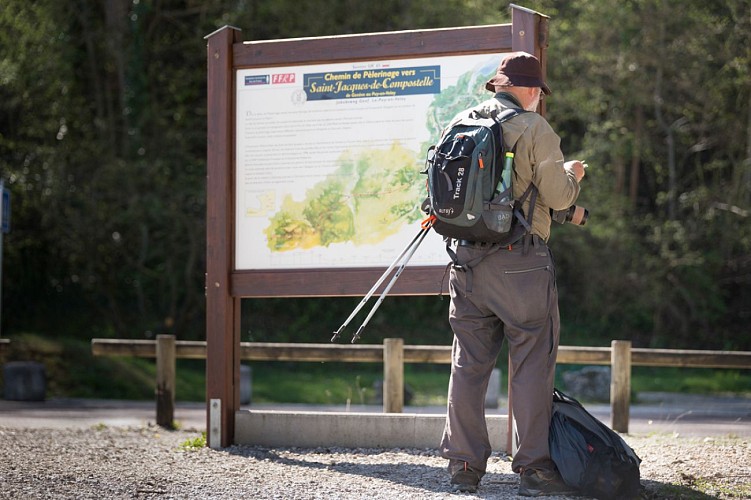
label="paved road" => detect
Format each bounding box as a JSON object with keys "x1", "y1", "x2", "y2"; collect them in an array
[{"x1": 1, "y1": 392, "x2": 749, "y2": 437}]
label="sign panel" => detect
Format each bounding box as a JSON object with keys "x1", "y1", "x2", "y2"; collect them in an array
[{"x1": 235, "y1": 53, "x2": 504, "y2": 270}]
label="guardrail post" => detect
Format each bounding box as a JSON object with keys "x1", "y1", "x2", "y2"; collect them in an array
[
  {"x1": 611, "y1": 340, "x2": 631, "y2": 433},
  {"x1": 383, "y1": 338, "x2": 404, "y2": 413},
  {"x1": 156, "y1": 334, "x2": 176, "y2": 428}
]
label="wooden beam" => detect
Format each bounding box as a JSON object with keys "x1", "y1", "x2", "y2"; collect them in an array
[
  {"x1": 92, "y1": 339, "x2": 164, "y2": 358},
  {"x1": 91, "y1": 339, "x2": 452, "y2": 363},
  {"x1": 557, "y1": 346, "x2": 612, "y2": 365},
  {"x1": 631, "y1": 348, "x2": 751, "y2": 369},
  {"x1": 231, "y1": 266, "x2": 450, "y2": 298},
  {"x1": 233, "y1": 24, "x2": 514, "y2": 68}
]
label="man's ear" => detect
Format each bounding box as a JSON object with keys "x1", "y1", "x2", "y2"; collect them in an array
[{"x1": 517, "y1": 87, "x2": 535, "y2": 109}]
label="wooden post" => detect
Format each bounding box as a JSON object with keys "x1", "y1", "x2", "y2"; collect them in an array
[
  {"x1": 611, "y1": 340, "x2": 631, "y2": 433},
  {"x1": 156, "y1": 334, "x2": 176, "y2": 428},
  {"x1": 512, "y1": 4, "x2": 550, "y2": 115},
  {"x1": 507, "y1": 4, "x2": 548, "y2": 454},
  {"x1": 205, "y1": 25, "x2": 243, "y2": 448},
  {"x1": 383, "y1": 338, "x2": 404, "y2": 413}
]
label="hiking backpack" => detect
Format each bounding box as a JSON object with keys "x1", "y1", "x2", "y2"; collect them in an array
[
  {"x1": 421, "y1": 107, "x2": 536, "y2": 244},
  {"x1": 549, "y1": 389, "x2": 643, "y2": 500}
]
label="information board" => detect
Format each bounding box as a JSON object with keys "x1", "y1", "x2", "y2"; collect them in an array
[{"x1": 235, "y1": 53, "x2": 506, "y2": 270}]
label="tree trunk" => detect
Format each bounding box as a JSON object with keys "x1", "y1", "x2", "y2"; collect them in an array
[{"x1": 629, "y1": 106, "x2": 643, "y2": 208}]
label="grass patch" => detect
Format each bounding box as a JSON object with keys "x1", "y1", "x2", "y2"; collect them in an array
[
  {"x1": 179, "y1": 432, "x2": 207, "y2": 451},
  {"x1": 630, "y1": 366, "x2": 751, "y2": 395},
  {"x1": 248, "y1": 362, "x2": 451, "y2": 405}
]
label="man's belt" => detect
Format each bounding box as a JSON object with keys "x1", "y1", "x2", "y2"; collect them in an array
[
  {"x1": 458, "y1": 234, "x2": 544, "y2": 249},
  {"x1": 457, "y1": 240, "x2": 496, "y2": 248}
]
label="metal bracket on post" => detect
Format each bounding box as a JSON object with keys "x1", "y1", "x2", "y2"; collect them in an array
[{"x1": 209, "y1": 398, "x2": 222, "y2": 449}]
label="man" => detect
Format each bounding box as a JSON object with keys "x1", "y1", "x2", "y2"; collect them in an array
[{"x1": 438, "y1": 51, "x2": 586, "y2": 496}]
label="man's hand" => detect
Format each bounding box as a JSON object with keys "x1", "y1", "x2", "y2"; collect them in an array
[{"x1": 565, "y1": 160, "x2": 587, "y2": 183}]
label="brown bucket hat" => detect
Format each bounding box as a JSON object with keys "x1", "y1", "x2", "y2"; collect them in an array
[{"x1": 485, "y1": 51, "x2": 551, "y2": 94}]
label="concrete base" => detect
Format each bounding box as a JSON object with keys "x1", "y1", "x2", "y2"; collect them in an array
[{"x1": 235, "y1": 410, "x2": 509, "y2": 451}]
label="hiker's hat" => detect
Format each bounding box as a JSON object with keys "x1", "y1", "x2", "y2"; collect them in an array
[{"x1": 485, "y1": 51, "x2": 551, "y2": 95}]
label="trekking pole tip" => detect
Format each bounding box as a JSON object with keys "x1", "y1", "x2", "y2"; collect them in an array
[
  {"x1": 351, "y1": 326, "x2": 365, "y2": 343},
  {"x1": 330, "y1": 330, "x2": 341, "y2": 343}
]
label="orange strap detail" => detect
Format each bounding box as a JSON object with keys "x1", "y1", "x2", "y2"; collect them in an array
[{"x1": 421, "y1": 214, "x2": 436, "y2": 229}]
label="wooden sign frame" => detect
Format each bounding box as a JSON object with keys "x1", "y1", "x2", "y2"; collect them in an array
[{"x1": 206, "y1": 4, "x2": 549, "y2": 447}]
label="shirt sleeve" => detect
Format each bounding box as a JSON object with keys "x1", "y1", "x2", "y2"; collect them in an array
[{"x1": 528, "y1": 121, "x2": 580, "y2": 211}]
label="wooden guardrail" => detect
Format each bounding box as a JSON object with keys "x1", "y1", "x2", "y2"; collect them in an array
[
  {"x1": 91, "y1": 336, "x2": 751, "y2": 432},
  {"x1": 92, "y1": 338, "x2": 751, "y2": 368}
]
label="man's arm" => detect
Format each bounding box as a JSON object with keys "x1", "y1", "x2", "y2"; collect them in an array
[{"x1": 531, "y1": 126, "x2": 582, "y2": 211}]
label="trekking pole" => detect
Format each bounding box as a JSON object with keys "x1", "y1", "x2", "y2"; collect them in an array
[
  {"x1": 350, "y1": 217, "x2": 434, "y2": 344},
  {"x1": 330, "y1": 224, "x2": 429, "y2": 342},
  {"x1": 331, "y1": 225, "x2": 425, "y2": 342}
]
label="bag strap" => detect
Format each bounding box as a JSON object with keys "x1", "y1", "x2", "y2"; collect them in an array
[
  {"x1": 495, "y1": 107, "x2": 538, "y2": 255},
  {"x1": 445, "y1": 241, "x2": 505, "y2": 295},
  {"x1": 516, "y1": 183, "x2": 538, "y2": 255}
]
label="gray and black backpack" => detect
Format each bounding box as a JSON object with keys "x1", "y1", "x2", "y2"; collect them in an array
[{"x1": 421, "y1": 107, "x2": 536, "y2": 245}]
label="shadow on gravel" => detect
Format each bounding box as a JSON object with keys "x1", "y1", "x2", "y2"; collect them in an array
[
  {"x1": 223, "y1": 446, "x2": 520, "y2": 496},
  {"x1": 642, "y1": 479, "x2": 726, "y2": 499},
  {"x1": 222, "y1": 446, "x2": 728, "y2": 499}
]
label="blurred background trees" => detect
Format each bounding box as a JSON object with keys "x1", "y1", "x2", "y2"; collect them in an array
[{"x1": 1, "y1": 0, "x2": 748, "y2": 350}]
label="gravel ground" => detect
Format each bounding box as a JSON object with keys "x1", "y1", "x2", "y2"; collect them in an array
[{"x1": 1, "y1": 425, "x2": 749, "y2": 499}]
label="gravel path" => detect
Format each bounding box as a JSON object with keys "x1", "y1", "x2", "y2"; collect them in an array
[{"x1": 1, "y1": 425, "x2": 749, "y2": 499}]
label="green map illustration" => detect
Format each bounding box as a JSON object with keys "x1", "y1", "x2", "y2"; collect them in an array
[{"x1": 264, "y1": 63, "x2": 495, "y2": 252}]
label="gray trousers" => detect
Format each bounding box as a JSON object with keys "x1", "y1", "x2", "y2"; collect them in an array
[{"x1": 439, "y1": 238, "x2": 559, "y2": 474}]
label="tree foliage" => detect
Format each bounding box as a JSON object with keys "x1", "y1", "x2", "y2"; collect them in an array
[
  {"x1": 528, "y1": 0, "x2": 751, "y2": 348},
  {"x1": 0, "y1": 0, "x2": 749, "y2": 349}
]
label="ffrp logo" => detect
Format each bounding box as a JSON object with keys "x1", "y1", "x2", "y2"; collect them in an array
[{"x1": 272, "y1": 73, "x2": 296, "y2": 84}]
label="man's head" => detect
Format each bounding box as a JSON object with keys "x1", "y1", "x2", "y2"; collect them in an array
[{"x1": 485, "y1": 51, "x2": 550, "y2": 111}]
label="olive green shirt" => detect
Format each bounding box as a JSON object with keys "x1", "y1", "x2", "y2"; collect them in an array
[{"x1": 446, "y1": 94, "x2": 581, "y2": 241}]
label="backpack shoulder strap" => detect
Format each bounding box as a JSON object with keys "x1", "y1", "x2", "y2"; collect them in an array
[
  {"x1": 494, "y1": 107, "x2": 541, "y2": 250},
  {"x1": 493, "y1": 107, "x2": 524, "y2": 124}
]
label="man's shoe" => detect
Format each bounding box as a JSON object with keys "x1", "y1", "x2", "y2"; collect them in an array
[
  {"x1": 448, "y1": 460, "x2": 482, "y2": 493},
  {"x1": 518, "y1": 469, "x2": 578, "y2": 497}
]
